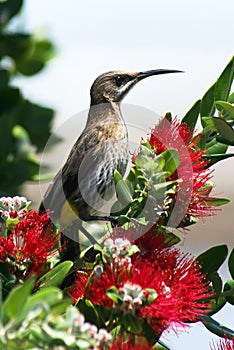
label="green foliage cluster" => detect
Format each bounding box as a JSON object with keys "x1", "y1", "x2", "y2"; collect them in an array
[{"x1": 0, "y1": 0, "x2": 56, "y2": 195}]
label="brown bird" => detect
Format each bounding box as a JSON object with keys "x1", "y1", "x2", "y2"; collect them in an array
[{"x1": 39, "y1": 69, "x2": 181, "y2": 261}]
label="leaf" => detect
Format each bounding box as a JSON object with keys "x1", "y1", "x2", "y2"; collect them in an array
[
  {"x1": 215, "y1": 56, "x2": 234, "y2": 102},
  {"x1": 204, "y1": 153, "x2": 234, "y2": 166},
  {"x1": 206, "y1": 197, "x2": 230, "y2": 207},
  {"x1": 38, "y1": 261, "x2": 73, "y2": 288},
  {"x1": 228, "y1": 248, "x2": 234, "y2": 280},
  {"x1": 202, "y1": 117, "x2": 234, "y2": 144},
  {"x1": 202, "y1": 315, "x2": 234, "y2": 339},
  {"x1": 224, "y1": 279, "x2": 234, "y2": 305},
  {"x1": 215, "y1": 101, "x2": 234, "y2": 122},
  {"x1": 182, "y1": 99, "x2": 201, "y2": 131},
  {"x1": 142, "y1": 319, "x2": 159, "y2": 345},
  {"x1": 205, "y1": 139, "x2": 228, "y2": 156},
  {"x1": 0, "y1": 0, "x2": 23, "y2": 26},
  {"x1": 17, "y1": 287, "x2": 63, "y2": 324},
  {"x1": 210, "y1": 271, "x2": 222, "y2": 300},
  {"x1": 156, "y1": 148, "x2": 180, "y2": 177},
  {"x1": 228, "y1": 92, "x2": 234, "y2": 103},
  {"x1": 1, "y1": 275, "x2": 36, "y2": 324},
  {"x1": 200, "y1": 83, "x2": 216, "y2": 118},
  {"x1": 196, "y1": 245, "x2": 228, "y2": 279},
  {"x1": 122, "y1": 314, "x2": 143, "y2": 334},
  {"x1": 114, "y1": 170, "x2": 133, "y2": 206}
]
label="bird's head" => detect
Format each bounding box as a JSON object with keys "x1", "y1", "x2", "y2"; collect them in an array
[{"x1": 90, "y1": 69, "x2": 182, "y2": 105}]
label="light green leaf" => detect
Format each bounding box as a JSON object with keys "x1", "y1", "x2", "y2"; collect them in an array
[
  {"x1": 2, "y1": 276, "x2": 36, "y2": 324},
  {"x1": 38, "y1": 261, "x2": 73, "y2": 288}
]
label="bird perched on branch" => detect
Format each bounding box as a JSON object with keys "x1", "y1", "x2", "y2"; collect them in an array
[{"x1": 39, "y1": 69, "x2": 182, "y2": 261}]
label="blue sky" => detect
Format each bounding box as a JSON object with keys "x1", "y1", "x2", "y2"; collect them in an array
[{"x1": 14, "y1": 1, "x2": 234, "y2": 349}]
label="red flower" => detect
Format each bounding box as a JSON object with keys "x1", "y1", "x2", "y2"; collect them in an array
[
  {"x1": 0, "y1": 210, "x2": 59, "y2": 278},
  {"x1": 110, "y1": 337, "x2": 152, "y2": 350},
  {"x1": 71, "y1": 237, "x2": 211, "y2": 336},
  {"x1": 147, "y1": 116, "x2": 215, "y2": 223},
  {"x1": 211, "y1": 339, "x2": 234, "y2": 350}
]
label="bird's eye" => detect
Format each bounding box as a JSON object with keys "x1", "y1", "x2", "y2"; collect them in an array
[{"x1": 115, "y1": 75, "x2": 125, "y2": 87}]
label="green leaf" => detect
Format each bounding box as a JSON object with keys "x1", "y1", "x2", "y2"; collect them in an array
[
  {"x1": 142, "y1": 319, "x2": 159, "y2": 345},
  {"x1": 202, "y1": 117, "x2": 234, "y2": 144},
  {"x1": 106, "y1": 286, "x2": 122, "y2": 304},
  {"x1": 215, "y1": 56, "x2": 234, "y2": 102},
  {"x1": 224, "y1": 279, "x2": 234, "y2": 305},
  {"x1": 16, "y1": 100, "x2": 55, "y2": 151},
  {"x1": 228, "y1": 92, "x2": 234, "y2": 103},
  {"x1": 228, "y1": 248, "x2": 234, "y2": 280},
  {"x1": 204, "y1": 153, "x2": 234, "y2": 166},
  {"x1": 38, "y1": 261, "x2": 73, "y2": 288},
  {"x1": 196, "y1": 245, "x2": 228, "y2": 280},
  {"x1": 0, "y1": 33, "x2": 32, "y2": 60},
  {"x1": 156, "y1": 148, "x2": 180, "y2": 177},
  {"x1": 182, "y1": 99, "x2": 201, "y2": 131},
  {"x1": 17, "y1": 287, "x2": 63, "y2": 324},
  {"x1": 16, "y1": 39, "x2": 56, "y2": 76},
  {"x1": 215, "y1": 101, "x2": 234, "y2": 122},
  {"x1": 0, "y1": 0, "x2": 23, "y2": 26},
  {"x1": 206, "y1": 197, "x2": 230, "y2": 207},
  {"x1": 122, "y1": 314, "x2": 143, "y2": 334},
  {"x1": 205, "y1": 139, "x2": 228, "y2": 156},
  {"x1": 1, "y1": 275, "x2": 36, "y2": 324},
  {"x1": 202, "y1": 315, "x2": 234, "y2": 339},
  {"x1": 210, "y1": 271, "x2": 222, "y2": 299},
  {"x1": 200, "y1": 83, "x2": 216, "y2": 118},
  {"x1": 77, "y1": 298, "x2": 101, "y2": 326},
  {"x1": 114, "y1": 170, "x2": 133, "y2": 206}
]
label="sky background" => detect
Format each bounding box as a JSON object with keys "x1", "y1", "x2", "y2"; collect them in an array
[{"x1": 13, "y1": 1, "x2": 234, "y2": 349}]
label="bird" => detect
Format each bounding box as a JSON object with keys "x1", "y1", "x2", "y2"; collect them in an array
[{"x1": 39, "y1": 69, "x2": 182, "y2": 261}]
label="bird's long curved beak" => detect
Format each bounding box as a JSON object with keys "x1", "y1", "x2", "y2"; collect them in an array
[{"x1": 136, "y1": 69, "x2": 184, "y2": 81}]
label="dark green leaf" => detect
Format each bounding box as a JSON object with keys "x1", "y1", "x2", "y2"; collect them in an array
[
  {"x1": 215, "y1": 56, "x2": 234, "y2": 102},
  {"x1": 205, "y1": 139, "x2": 228, "y2": 156},
  {"x1": 196, "y1": 245, "x2": 228, "y2": 279},
  {"x1": 182, "y1": 99, "x2": 201, "y2": 131},
  {"x1": 215, "y1": 101, "x2": 234, "y2": 122},
  {"x1": 16, "y1": 100, "x2": 55, "y2": 151},
  {"x1": 2, "y1": 276, "x2": 36, "y2": 324},
  {"x1": 210, "y1": 271, "x2": 222, "y2": 299},
  {"x1": 16, "y1": 39, "x2": 56, "y2": 76},
  {"x1": 122, "y1": 314, "x2": 143, "y2": 334},
  {"x1": 200, "y1": 83, "x2": 216, "y2": 118},
  {"x1": 0, "y1": 33, "x2": 32, "y2": 60},
  {"x1": 224, "y1": 279, "x2": 234, "y2": 305},
  {"x1": 38, "y1": 261, "x2": 73, "y2": 288},
  {"x1": 228, "y1": 248, "x2": 234, "y2": 280},
  {"x1": 202, "y1": 117, "x2": 234, "y2": 144},
  {"x1": 77, "y1": 298, "x2": 100, "y2": 326},
  {"x1": 202, "y1": 315, "x2": 234, "y2": 339},
  {"x1": 0, "y1": 0, "x2": 23, "y2": 26},
  {"x1": 142, "y1": 319, "x2": 159, "y2": 345},
  {"x1": 204, "y1": 153, "x2": 234, "y2": 167}
]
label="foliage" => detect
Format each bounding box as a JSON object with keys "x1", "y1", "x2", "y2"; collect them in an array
[
  {"x1": 0, "y1": 0, "x2": 57, "y2": 195},
  {"x1": 0, "y1": 57, "x2": 233, "y2": 349}
]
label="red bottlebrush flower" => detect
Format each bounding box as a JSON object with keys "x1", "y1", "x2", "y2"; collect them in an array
[
  {"x1": 110, "y1": 337, "x2": 152, "y2": 350},
  {"x1": 0, "y1": 210, "x2": 59, "y2": 278},
  {"x1": 147, "y1": 116, "x2": 215, "y2": 223},
  {"x1": 211, "y1": 339, "x2": 234, "y2": 350},
  {"x1": 71, "y1": 237, "x2": 211, "y2": 336}
]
